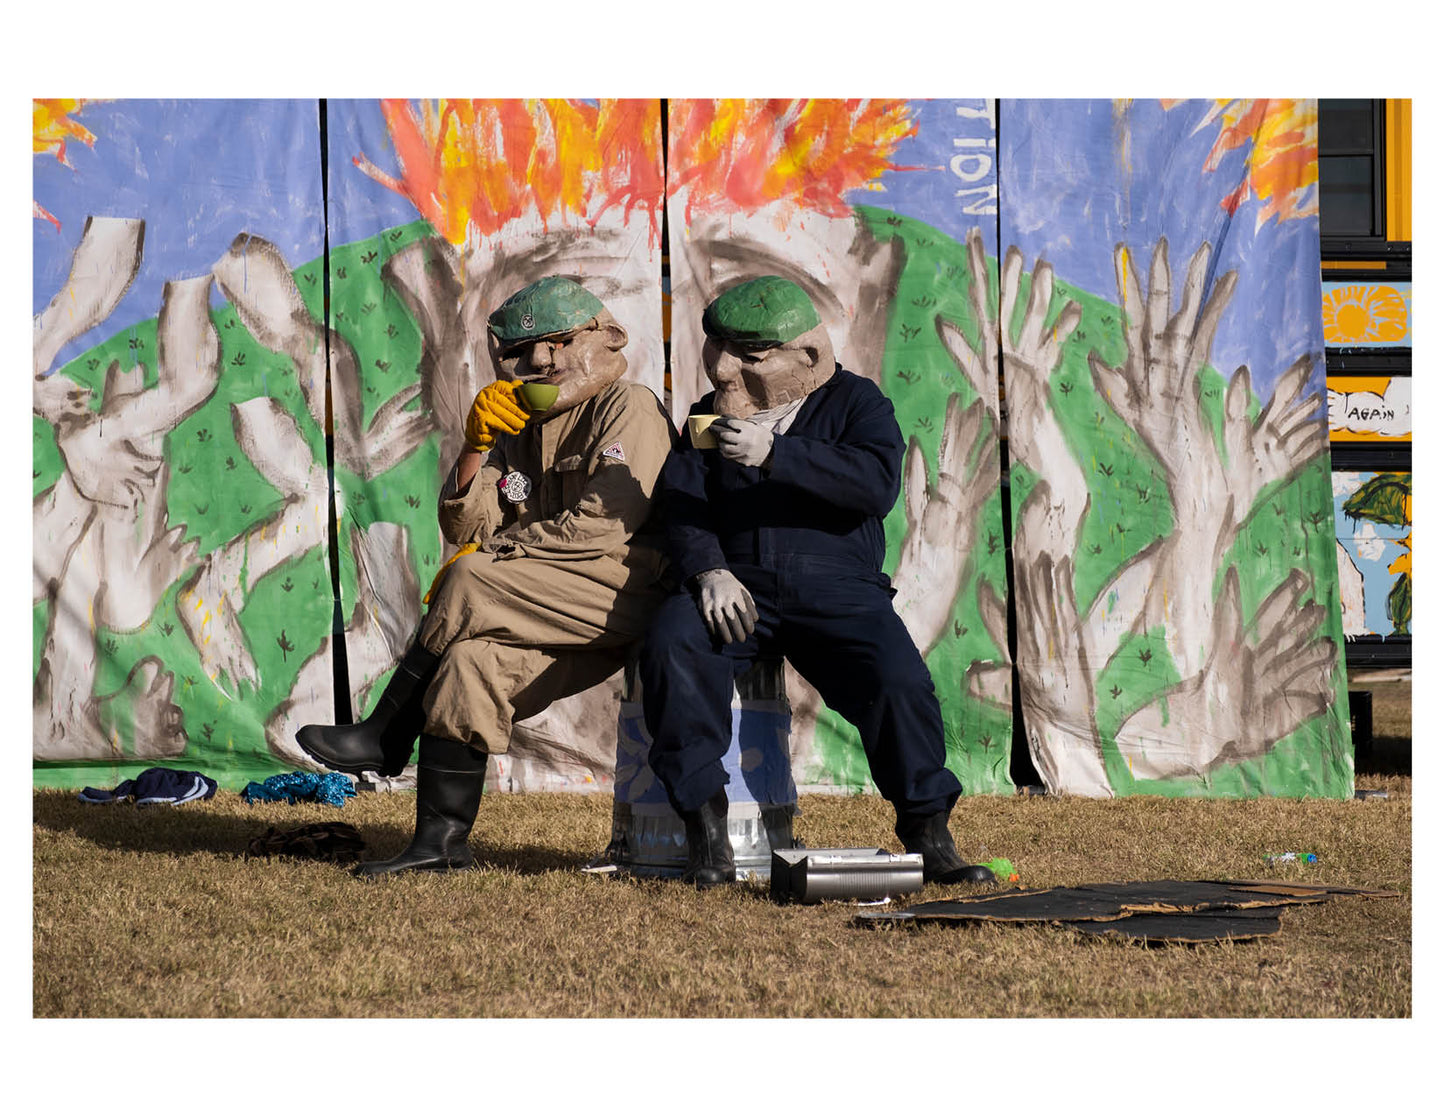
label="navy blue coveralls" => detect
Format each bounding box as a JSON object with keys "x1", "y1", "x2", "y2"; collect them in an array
[{"x1": 640, "y1": 366, "x2": 963, "y2": 819}]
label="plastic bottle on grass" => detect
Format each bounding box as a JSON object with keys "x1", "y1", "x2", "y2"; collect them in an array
[{"x1": 1263, "y1": 852, "x2": 1318, "y2": 864}]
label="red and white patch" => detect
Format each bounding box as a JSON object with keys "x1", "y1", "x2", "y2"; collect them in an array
[{"x1": 601, "y1": 441, "x2": 626, "y2": 463}]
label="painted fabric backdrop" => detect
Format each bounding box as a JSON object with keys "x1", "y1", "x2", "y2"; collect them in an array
[
  {"x1": 997, "y1": 99, "x2": 1352, "y2": 797},
  {"x1": 665, "y1": 99, "x2": 1015, "y2": 797},
  {"x1": 34, "y1": 98, "x2": 1352, "y2": 801},
  {"x1": 320, "y1": 99, "x2": 666, "y2": 791},
  {"x1": 33, "y1": 100, "x2": 334, "y2": 789}
]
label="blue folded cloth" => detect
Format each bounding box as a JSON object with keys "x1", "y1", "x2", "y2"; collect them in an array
[
  {"x1": 240, "y1": 771, "x2": 356, "y2": 808},
  {"x1": 78, "y1": 767, "x2": 218, "y2": 806}
]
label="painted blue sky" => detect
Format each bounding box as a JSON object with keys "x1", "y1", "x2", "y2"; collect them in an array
[
  {"x1": 999, "y1": 99, "x2": 1326, "y2": 404},
  {"x1": 846, "y1": 98, "x2": 999, "y2": 253},
  {"x1": 34, "y1": 97, "x2": 1326, "y2": 406},
  {"x1": 325, "y1": 100, "x2": 430, "y2": 245},
  {"x1": 33, "y1": 99, "x2": 324, "y2": 373}
]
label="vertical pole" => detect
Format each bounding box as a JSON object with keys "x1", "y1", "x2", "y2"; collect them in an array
[{"x1": 318, "y1": 97, "x2": 353, "y2": 726}]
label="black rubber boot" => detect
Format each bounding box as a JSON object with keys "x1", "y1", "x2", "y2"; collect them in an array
[
  {"x1": 895, "y1": 812, "x2": 996, "y2": 885},
  {"x1": 352, "y1": 735, "x2": 487, "y2": 878},
  {"x1": 296, "y1": 643, "x2": 440, "y2": 776},
  {"x1": 679, "y1": 789, "x2": 736, "y2": 889}
]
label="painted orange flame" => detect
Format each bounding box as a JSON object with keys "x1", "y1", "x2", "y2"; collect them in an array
[
  {"x1": 355, "y1": 99, "x2": 664, "y2": 246},
  {"x1": 666, "y1": 99, "x2": 918, "y2": 222},
  {"x1": 34, "y1": 99, "x2": 103, "y2": 232},
  {"x1": 34, "y1": 99, "x2": 98, "y2": 165},
  {"x1": 1167, "y1": 99, "x2": 1318, "y2": 229}
]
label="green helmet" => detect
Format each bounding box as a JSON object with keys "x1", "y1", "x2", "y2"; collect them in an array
[
  {"x1": 488, "y1": 276, "x2": 606, "y2": 345},
  {"x1": 702, "y1": 275, "x2": 820, "y2": 347}
]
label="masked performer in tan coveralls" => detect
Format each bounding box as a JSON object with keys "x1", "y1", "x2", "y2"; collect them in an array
[{"x1": 296, "y1": 276, "x2": 673, "y2": 876}]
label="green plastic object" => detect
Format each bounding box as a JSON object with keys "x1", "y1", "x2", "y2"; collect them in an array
[
  {"x1": 982, "y1": 857, "x2": 1018, "y2": 882},
  {"x1": 702, "y1": 275, "x2": 820, "y2": 346},
  {"x1": 488, "y1": 276, "x2": 605, "y2": 344},
  {"x1": 516, "y1": 381, "x2": 559, "y2": 414}
]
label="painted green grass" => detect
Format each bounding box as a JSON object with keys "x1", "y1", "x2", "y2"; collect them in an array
[
  {"x1": 1014, "y1": 272, "x2": 1350, "y2": 798},
  {"x1": 34, "y1": 296, "x2": 332, "y2": 787},
  {"x1": 804, "y1": 208, "x2": 1014, "y2": 797},
  {"x1": 322, "y1": 224, "x2": 445, "y2": 718},
  {"x1": 1041, "y1": 274, "x2": 1351, "y2": 799},
  {"x1": 822, "y1": 210, "x2": 1352, "y2": 799},
  {"x1": 34, "y1": 210, "x2": 1352, "y2": 800},
  {"x1": 33, "y1": 221, "x2": 436, "y2": 789}
]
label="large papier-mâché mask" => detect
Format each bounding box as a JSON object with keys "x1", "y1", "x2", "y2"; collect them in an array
[
  {"x1": 486, "y1": 276, "x2": 629, "y2": 417},
  {"x1": 700, "y1": 275, "x2": 836, "y2": 418}
]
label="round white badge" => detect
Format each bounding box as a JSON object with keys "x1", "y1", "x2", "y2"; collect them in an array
[{"x1": 498, "y1": 471, "x2": 532, "y2": 503}]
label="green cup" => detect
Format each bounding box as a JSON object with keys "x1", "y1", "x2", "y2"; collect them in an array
[{"x1": 517, "y1": 381, "x2": 559, "y2": 416}]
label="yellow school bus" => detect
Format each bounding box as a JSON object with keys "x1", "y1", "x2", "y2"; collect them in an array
[{"x1": 1320, "y1": 100, "x2": 1411, "y2": 671}]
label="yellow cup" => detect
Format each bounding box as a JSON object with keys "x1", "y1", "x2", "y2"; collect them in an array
[
  {"x1": 689, "y1": 413, "x2": 722, "y2": 449},
  {"x1": 517, "y1": 381, "x2": 559, "y2": 415}
]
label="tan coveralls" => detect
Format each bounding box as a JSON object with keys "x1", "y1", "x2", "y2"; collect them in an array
[{"x1": 418, "y1": 380, "x2": 674, "y2": 750}]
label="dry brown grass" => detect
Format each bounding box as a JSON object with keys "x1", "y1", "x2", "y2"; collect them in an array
[{"x1": 34, "y1": 772, "x2": 1411, "y2": 1018}]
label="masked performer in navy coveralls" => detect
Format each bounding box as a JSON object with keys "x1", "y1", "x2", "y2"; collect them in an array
[{"x1": 641, "y1": 276, "x2": 996, "y2": 888}]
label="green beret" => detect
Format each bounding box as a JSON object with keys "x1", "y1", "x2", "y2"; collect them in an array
[
  {"x1": 488, "y1": 276, "x2": 606, "y2": 345},
  {"x1": 702, "y1": 276, "x2": 820, "y2": 347}
]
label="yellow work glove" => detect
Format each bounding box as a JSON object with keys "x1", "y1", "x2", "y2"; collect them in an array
[
  {"x1": 465, "y1": 379, "x2": 530, "y2": 452},
  {"x1": 424, "y1": 542, "x2": 481, "y2": 604}
]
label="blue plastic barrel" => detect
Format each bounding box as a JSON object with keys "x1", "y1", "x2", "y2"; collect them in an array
[{"x1": 607, "y1": 657, "x2": 797, "y2": 880}]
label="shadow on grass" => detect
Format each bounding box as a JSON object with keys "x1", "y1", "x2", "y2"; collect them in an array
[
  {"x1": 33, "y1": 795, "x2": 595, "y2": 876},
  {"x1": 34, "y1": 795, "x2": 289, "y2": 859},
  {"x1": 1358, "y1": 735, "x2": 1412, "y2": 778}
]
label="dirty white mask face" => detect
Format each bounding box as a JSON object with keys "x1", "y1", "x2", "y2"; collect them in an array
[
  {"x1": 702, "y1": 323, "x2": 835, "y2": 419},
  {"x1": 669, "y1": 204, "x2": 900, "y2": 419}
]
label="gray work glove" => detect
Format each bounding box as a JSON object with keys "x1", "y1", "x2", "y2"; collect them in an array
[
  {"x1": 712, "y1": 418, "x2": 774, "y2": 468},
  {"x1": 693, "y1": 568, "x2": 758, "y2": 644}
]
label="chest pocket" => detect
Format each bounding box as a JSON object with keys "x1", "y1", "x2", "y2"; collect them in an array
[{"x1": 553, "y1": 454, "x2": 589, "y2": 510}]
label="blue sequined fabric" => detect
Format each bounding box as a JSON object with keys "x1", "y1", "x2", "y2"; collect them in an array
[{"x1": 240, "y1": 771, "x2": 356, "y2": 808}]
